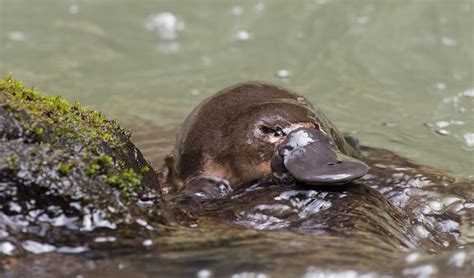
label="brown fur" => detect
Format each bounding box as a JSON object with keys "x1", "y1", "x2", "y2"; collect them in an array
[{"x1": 161, "y1": 81, "x2": 361, "y2": 191}]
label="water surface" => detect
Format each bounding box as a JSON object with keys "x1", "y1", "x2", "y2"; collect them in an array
[
  {"x1": 0, "y1": 0, "x2": 473, "y2": 277},
  {"x1": 1, "y1": 0, "x2": 473, "y2": 178}
]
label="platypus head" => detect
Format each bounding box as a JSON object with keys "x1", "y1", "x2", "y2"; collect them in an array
[{"x1": 223, "y1": 92, "x2": 368, "y2": 186}]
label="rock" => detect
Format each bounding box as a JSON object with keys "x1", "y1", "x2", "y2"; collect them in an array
[{"x1": 0, "y1": 76, "x2": 174, "y2": 259}]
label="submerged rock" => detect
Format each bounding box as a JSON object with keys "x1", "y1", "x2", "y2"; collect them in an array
[{"x1": 0, "y1": 77, "x2": 173, "y2": 260}]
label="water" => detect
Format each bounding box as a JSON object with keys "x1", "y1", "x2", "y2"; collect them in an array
[
  {"x1": 1, "y1": 0, "x2": 473, "y2": 277},
  {"x1": 1, "y1": 0, "x2": 473, "y2": 178}
]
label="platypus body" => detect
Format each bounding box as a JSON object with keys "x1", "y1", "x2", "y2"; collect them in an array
[{"x1": 161, "y1": 81, "x2": 368, "y2": 199}]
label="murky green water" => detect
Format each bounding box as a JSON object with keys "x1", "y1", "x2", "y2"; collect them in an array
[
  {"x1": 1, "y1": 0, "x2": 473, "y2": 178},
  {"x1": 1, "y1": 1, "x2": 473, "y2": 277}
]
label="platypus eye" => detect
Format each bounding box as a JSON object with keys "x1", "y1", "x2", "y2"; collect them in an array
[
  {"x1": 258, "y1": 126, "x2": 286, "y2": 137},
  {"x1": 258, "y1": 126, "x2": 274, "y2": 134}
]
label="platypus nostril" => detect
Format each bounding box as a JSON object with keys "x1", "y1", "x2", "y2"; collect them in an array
[
  {"x1": 327, "y1": 162, "x2": 335, "y2": 165},
  {"x1": 336, "y1": 161, "x2": 342, "y2": 164}
]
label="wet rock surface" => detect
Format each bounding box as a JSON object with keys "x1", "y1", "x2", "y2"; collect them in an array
[{"x1": 0, "y1": 77, "x2": 173, "y2": 262}]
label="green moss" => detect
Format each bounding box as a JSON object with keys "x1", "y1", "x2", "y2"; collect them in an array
[
  {"x1": 85, "y1": 162, "x2": 101, "y2": 177},
  {"x1": 0, "y1": 75, "x2": 129, "y2": 149},
  {"x1": 98, "y1": 154, "x2": 113, "y2": 167},
  {"x1": 0, "y1": 76, "x2": 143, "y2": 201},
  {"x1": 58, "y1": 163, "x2": 72, "y2": 175},
  {"x1": 141, "y1": 166, "x2": 150, "y2": 174},
  {"x1": 5, "y1": 154, "x2": 20, "y2": 170},
  {"x1": 102, "y1": 168, "x2": 142, "y2": 200}
]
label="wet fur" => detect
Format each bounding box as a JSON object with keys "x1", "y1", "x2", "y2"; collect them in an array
[{"x1": 161, "y1": 81, "x2": 362, "y2": 194}]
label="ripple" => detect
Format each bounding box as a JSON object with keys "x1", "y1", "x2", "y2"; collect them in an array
[
  {"x1": 441, "y1": 196, "x2": 464, "y2": 207},
  {"x1": 405, "y1": 252, "x2": 422, "y2": 263},
  {"x1": 413, "y1": 225, "x2": 430, "y2": 239},
  {"x1": 449, "y1": 251, "x2": 466, "y2": 267},
  {"x1": 231, "y1": 272, "x2": 268, "y2": 278},
  {"x1": 302, "y1": 267, "x2": 375, "y2": 278},
  {"x1": 463, "y1": 133, "x2": 474, "y2": 148},
  {"x1": 94, "y1": 236, "x2": 117, "y2": 243},
  {"x1": 56, "y1": 246, "x2": 88, "y2": 254},
  {"x1": 236, "y1": 211, "x2": 288, "y2": 230},
  {"x1": 22, "y1": 240, "x2": 56, "y2": 254},
  {"x1": 402, "y1": 264, "x2": 438, "y2": 278}
]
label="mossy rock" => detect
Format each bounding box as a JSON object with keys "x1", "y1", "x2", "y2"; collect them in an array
[{"x1": 0, "y1": 76, "x2": 174, "y2": 258}]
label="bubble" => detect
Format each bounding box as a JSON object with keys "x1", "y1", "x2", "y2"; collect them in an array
[
  {"x1": 276, "y1": 69, "x2": 290, "y2": 78},
  {"x1": 7, "y1": 31, "x2": 26, "y2": 41},
  {"x1": 142, "y1": 239, "x2": 153, "y2": 246},
  {"x1": 69, "y1": 4, "x2": 79, "y2": 14},
  {"x1": 462, "y1": 88, "x2": 474, "y2": 97},
  {"x1": 254, "y1": 3, "x2": 265, "y2": 12},
  {"x1": 236, "y1": 30, "x2": 251, "y2": 41},
  {"x1": 197, "y1": 269, "x2": 212, "y2": 278},
  {"x1": 356, "y1": 16, "x2": 369, "y2": 25},
  {"x1": 145, "y1": 12, "x2": 185, "y2": 40},
  {"x1": 440, "y1": 36, "x2": 457, "y2": 46},
  {"x1": 435, "y1": 82, "x2": 446, "y2": 90},
  {"x1": 0, "y1": 242, "x2": 16, "y2": 255},
  {"x1": 231, "y1": 6, "x2": 243, "y2": 16},
  {"x1": 201, "y1": 56, "x2": 212, "y2": 66},
  {"x1": 136, "y1": 219, "x2": 148, "y2": 226}
]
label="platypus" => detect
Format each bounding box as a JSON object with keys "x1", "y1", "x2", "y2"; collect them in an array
[{"x1": 160, "y1": 81, "x2": 368, "y2": 199}]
